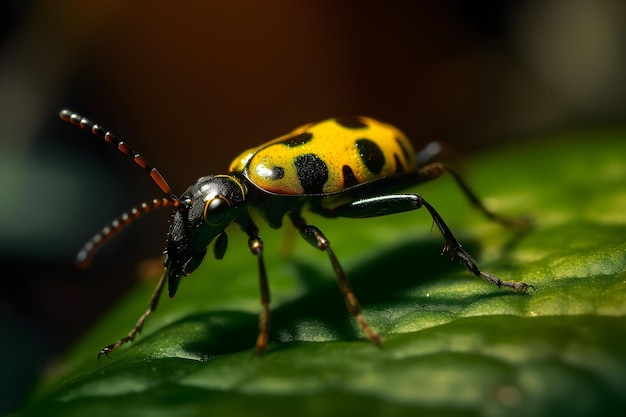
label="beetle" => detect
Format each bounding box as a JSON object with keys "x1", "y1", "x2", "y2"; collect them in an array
[{"x1": 60, "y1": 110, "x2": 532, "y2": 358}]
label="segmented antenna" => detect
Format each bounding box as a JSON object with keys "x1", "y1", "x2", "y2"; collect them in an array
[
  {"x1": 60, "y1": 109, "x2": 179, "y2": 268},
  {"x1": 76, "y1": 198, "x2": 177, "y2": 268},
  {"x1": 59, "y1": 109, "x2": 173, "y2": 195}
]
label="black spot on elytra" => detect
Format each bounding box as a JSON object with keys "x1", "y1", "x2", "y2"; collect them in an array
[
  {"x1": 393, "y1": 154, "x2": 404, "y2": 173},
  {"x1": 335, "y1": 116, "x2": 368, "y2": 129},
  {"x1": 356, "y1": 138, "x2": 385, "y2": 175},
  {"x1": 395, "y1": 136, "x2": 412, "y2": 164},
  {"x1": 342, "y1": 165, "x2": 359, "y2": 188},
  {"x1": 281, "y1": 132, "x2": 313, "y2": 147},
  {"x1": 294, "y1": 154, "x2": 328, "y2": 194}
]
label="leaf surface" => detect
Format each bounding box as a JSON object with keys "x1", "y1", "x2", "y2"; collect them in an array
[{"x1": 19, "y1": 132, "x2": 626, "y2": 417}]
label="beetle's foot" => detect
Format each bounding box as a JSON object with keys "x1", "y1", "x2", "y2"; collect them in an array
[
  {"x1": 97, "y1": 336, "x2": 132, "y2": 359},
  {"x1": 497, "y1": 213, "x2": 533, "y2": 231},
  {"x1": 355, "y1": 313, "x2": 383, "y2": 346},
  {"x1": 511, "y1": 281, "x2": 535, "y2": 293},
  {"x1": 98, "y1": 344, "x2": 115, "y2": 360},
  {"x1": 481, "y1": 271, "x2": 535, "y2": 293}
]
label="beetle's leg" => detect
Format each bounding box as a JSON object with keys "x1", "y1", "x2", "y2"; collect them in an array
[
  {"x1": 246, "y1": 231, "x2": 271, "y2": 354},
  {"x1": 325, "y1": 194, "x2": 533, "y2": 292},
  {"x1": 290, "y1": 215, "x2": 383, "y2": 346},
  {"x1": 98, "y1": 268, "x2": 168, "y2": 358},
  {"x1": 418, "y1": 162, "x2": 530, "y2": 229}
]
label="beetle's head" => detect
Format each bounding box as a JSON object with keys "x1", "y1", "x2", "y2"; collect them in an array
[{"x1": 165, "y1": 175, "x2": 246, "y2": 297}]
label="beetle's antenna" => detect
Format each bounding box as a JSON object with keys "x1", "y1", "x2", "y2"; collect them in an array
[
  {"x1": 60, "y1": 109, "x2": 181, "y2": 268},
  {"x1": 59, "y1": 109, "x2": 173, "y2": 196},
  {"x1": 76, "y1": 197, "x2": 178, "y2": 269}
]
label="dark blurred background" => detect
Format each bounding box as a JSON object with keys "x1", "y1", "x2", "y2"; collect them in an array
[{"x1": 1, "y1": 0, "x2": 625, "y2": 413}]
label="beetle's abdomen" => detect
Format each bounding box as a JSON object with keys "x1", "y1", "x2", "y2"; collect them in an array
[{"x1": 230, "y1": 116, "x2": 417, "y2": 195}]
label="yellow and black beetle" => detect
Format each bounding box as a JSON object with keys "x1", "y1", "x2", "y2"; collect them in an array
[{"x1": 60, "y1": 110, "x2": 532, "y2": 358}]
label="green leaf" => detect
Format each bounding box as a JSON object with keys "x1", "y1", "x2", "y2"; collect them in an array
[{"x1": 20, "y1": 131, "x2": 626, "y2": 417}]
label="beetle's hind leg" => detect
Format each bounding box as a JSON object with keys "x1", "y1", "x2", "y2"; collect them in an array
[
  {"x1": 420, "y1": 198, "x2": 533, "y2": 292},
  {"x1": 418, "y1": 162, "x2": 531, "y2": 230},
  {"x1": 325, "y1": 194, "x2": 533, "y2": 293},
  {"x1": 290, "y1": 215, "x2": 383, "y2": 346}
]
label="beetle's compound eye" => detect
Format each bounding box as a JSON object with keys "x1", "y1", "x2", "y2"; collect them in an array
[{"x1": 203, "y1": 196, "x2": 231, "y2": 225}]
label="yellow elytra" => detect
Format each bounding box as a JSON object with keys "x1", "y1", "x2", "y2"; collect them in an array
[{"x1": 229, "y1": 116, "x2": 417, "y2": 195}]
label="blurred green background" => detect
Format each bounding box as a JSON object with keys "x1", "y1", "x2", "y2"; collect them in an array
[{"x1": 1, "y1": 1, "x2": 625, "y2": 415}]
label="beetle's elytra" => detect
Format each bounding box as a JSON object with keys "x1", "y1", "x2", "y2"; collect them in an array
[{"x1": 60, "y1": 110, "x2": 532, "y2": 358}]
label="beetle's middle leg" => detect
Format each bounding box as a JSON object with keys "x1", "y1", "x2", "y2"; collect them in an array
[
  {"x1": 245, "y1": 230, "x2": 271, "y2": 354},
  {"x1": 290, "y1": 214, "x2": 383, "y2": 346}
]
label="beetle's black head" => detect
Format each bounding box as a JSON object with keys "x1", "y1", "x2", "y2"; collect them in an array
[{"x1": 165, "y1": 175, "x2": 246, "y2": 297}]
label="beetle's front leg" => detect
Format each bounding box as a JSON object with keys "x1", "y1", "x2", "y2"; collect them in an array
[
  {"x1": 98, "y1": 267, "x2": 168, "y2": 358},
  {"x1": 246, "y1": 231, "x2": 271, "y2": 354},
  {"x1": 290, "y1": 215, "x2": 383, "y2": 346},
  {"x1": 324, "y1": 194, "x2": 533, "y2": 292}
]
